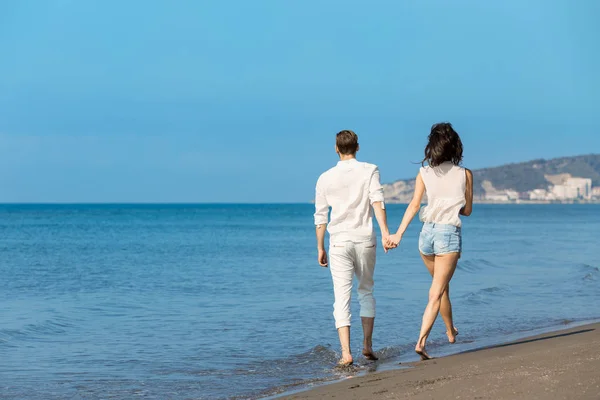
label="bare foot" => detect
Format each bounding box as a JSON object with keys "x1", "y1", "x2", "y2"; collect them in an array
[
  {"x1": 337, "y1": 351, "x2": 353, "y2": 367},
  {"x1": 362, "y1": 348, "x2": 379, "y2": 361},
  {"x1": 415, "y1": 345, "x2": 432, "y2": 360},
  {"x1": 446, "y1": 326, "x2": 459, "y2": 344}
]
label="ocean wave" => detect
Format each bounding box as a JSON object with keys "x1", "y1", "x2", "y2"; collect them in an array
[
  {"x1": 0, "y1": 318, "x2": 75, "y2": 345},
  {"x1": 461, "y1": 286, "x2": 509, "y2": 305},
  {"x1": 157, "y1": 345, "x2": 340, "y2": 379},
  {"x1": 232, "y1": 344, "x2": 340, "y2": 377},
  {"x1": 578, "y1": 264, "x2": 599, "y2": 281},
  {"x1": 457, "y1": 258, "x2": 502, "y2": 273},
  {"x1": 371, "y1": 343, "x2": 414, "y2": 362},
  {"x1": 229, "y1": 343, "x2": 385, "y2": 400},
  {"x1": 154, "y1": 345, "x2": 347, "y2": 400}
]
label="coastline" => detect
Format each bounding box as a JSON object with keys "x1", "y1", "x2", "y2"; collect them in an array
[
  {"x1": 384, "y1": 200, "x2": 600, "y2": 205},
  {"x1": 276, "y1": 321, "x2": 600, "y2": 400},
  {"x1": 309, "y1": 200, "x2": 600, "y2": 205}
]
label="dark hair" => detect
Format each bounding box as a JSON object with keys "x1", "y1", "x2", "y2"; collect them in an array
[
  {"x1": 421, "y1": 122, "x2": 463, "y2": 167},
  {"x1": 336, "y1": 130, "x2": 359, "y2": 155}
]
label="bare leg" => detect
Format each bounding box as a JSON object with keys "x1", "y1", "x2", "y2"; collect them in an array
[
  {"x1": 361, "y1": 317, "x2": 378, "y2": 360},
  {"x1": 443, "y1": 284, "x2": 459, "y2": 343},
  {"x1": 337, "y1": 326, "x2": 353, "y2": 365},
  {"x1": 416, "y1": 253, "x2": 460, "y2": 359},
  {"x1": 420, "y1": 253, "x2": 458, "y2": 343}
]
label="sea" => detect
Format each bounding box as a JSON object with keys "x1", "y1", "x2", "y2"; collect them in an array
[{"x1": 0, "y1": 204, "x2": 599, "y2": 399}]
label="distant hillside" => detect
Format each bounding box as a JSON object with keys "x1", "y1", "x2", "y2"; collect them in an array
[
  {"x1": 383, "y1": 154, "x2": 600, "y2": 203},
  {"x1": 472, "y1": 154, "x2": 600, "y2": 196}
]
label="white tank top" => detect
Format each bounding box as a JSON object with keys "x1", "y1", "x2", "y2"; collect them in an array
[{"x1": 419, "y1": 162, "x2": 466, "y2": 227}]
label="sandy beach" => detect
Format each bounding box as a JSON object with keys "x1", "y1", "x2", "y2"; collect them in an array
[{"x1": 280, "y1": 322, "x2": 600, "y2": 400}]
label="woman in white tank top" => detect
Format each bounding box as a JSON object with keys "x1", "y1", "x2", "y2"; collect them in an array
[{"x1": 387, "y1": 123, "x2": 474, "y2": 360}]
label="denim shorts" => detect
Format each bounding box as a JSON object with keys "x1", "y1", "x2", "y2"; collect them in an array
[{"x1": 419, "y1": 223, "x2": 462, "y2": 256}]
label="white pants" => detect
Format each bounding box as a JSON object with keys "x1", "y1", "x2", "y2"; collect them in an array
[{"x1": 329, "y1": 241, "x2": 376, "y2": 329}]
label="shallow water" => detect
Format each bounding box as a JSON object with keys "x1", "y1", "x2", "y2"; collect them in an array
[{"x1": 0, "y1": 204, "x2": 598, "y2": 399}]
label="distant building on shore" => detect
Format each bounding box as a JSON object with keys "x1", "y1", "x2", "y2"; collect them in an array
[
  {"x1": 552, "y1": 184, "x2": 579, "y2": 200},
  {"x1": 570, "y1": 177, "x2": 592, "y2": 199},
  {"x1": 552, "y1": 177, "x2": 592, "y2": 200},
  {"x1": 523, "y1": 177, "x2": 593, "y2": 202},
  {"x1": 529, "y1": 189, "x2": 552, "y2": 201}
]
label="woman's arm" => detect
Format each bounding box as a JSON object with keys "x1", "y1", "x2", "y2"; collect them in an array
[
  {"x1": 388, "y1": 173, "x2": 425, "y2": 246},
  {"x1": 460, "y1": 169, "x2": 473, "y2": 216}
]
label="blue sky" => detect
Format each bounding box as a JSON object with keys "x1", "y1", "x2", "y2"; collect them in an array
[{"x1": 1, "y1": 0, "x2": 598, "y2": 202}]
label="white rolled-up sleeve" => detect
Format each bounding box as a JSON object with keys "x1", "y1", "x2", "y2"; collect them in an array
[
  {"x1": 314, "y1": 177, "x2": 329, "y2": 226},
  {"x1": 368, "y1": 167, "x2": 385, "y2": 204}
]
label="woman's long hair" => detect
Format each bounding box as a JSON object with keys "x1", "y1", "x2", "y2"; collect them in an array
[{"x1": 421, "y1": 122, "x2": 463, "y2": 167}]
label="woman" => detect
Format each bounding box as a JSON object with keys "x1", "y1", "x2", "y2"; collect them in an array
[{"x1": 387, "y1": 122, "x2": 473, "y2": 360}]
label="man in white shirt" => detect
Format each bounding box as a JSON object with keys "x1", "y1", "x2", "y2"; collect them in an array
[{"x1": 314, "y1": 130, "x2": 392, "y2": 366}]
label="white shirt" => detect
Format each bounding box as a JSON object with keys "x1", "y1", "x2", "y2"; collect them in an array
[
  {"x1": 419, "y1": 162, "x2": 466, "y2": 227},
  {"x1": 314, "y1": 159, "x2": 384, "y2": 244}
]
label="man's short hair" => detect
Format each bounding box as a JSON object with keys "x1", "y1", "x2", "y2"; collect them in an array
[{"x1": 336, "y1": 130, "x2": 359, "y2": 155}]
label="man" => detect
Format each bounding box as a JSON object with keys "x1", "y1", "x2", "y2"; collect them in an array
[{"x1": 314, "y1": 130, "x2": 392, "y2": 366}]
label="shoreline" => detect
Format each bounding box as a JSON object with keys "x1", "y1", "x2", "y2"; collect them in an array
[
  {"x1": 384, "y1": 200, "x2": 600, "y2": 205},
  {"x1": 310, "y1": 201, "x2": 600, "y2": 205},
  {"x1": 275, "y1": 320, "x2": 600, "y2": 400}
]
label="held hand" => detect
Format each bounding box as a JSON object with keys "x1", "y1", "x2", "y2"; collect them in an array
[
  {"x1": 382, "y1": 233, "x2": 397, "y2": 252},
  {"x1": 318, "y1": 249, "x2": 328, "y2": 267},
  {"x1": 386, "y1": 233, "x2": 402, "y2": 249}
]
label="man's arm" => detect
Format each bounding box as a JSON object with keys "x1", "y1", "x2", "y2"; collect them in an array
[
  {"x1": 372, "y1": 202, "x2": 391, "y2": 252},
  {"x1": 315, "y1": 224, "x2": 328, "y2": 266},
  {"x1": 368, "y1": 167, "x2": 391, "y2": 251},
  {"x1": 314, "y1": 177, "x2": 329, "y2": 267}
]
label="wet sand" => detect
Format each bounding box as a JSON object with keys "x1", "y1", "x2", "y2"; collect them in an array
[{"x1": 280, "y1": 322, "x2": 600, "y2": 400}]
